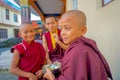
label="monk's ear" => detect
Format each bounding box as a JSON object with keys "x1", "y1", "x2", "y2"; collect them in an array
[{"x1": 81, "y1": 26, "x2": 87, "y2": 35}]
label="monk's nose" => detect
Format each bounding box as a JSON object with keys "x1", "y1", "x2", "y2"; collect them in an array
[{"x1": 61, "y1": 29, "x2": 66, "y2": 36}]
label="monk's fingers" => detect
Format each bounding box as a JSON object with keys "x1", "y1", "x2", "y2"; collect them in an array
[
  {"x1": 46, "y1": 68, "x2": 52, "y2": 73},
  {"x1": 53, "y1": 33, "x2": 58, "y2": 38},
  {"x1": 43, "y1": 73, "x2": 48, "y2": 79}
]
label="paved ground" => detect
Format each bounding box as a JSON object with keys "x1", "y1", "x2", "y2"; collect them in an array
[
  {"x1": 0, "y1": 48, "x2": 17, "y2": 80},
  {"x1": 0, "y1": 71, "x2": 17, "y2": 80},
  {"x1": 0, "y1": 49, "x2": 12, "y2": 69},
  {"x1": 0, "y1": 48, "x2": 10, "y2": 55}
]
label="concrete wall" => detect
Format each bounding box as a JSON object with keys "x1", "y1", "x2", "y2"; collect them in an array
[
  {"x1": 0, "y1": 6, "x2": 2, "y2": 22},
  {"x1": 66, "y1": 0, "x2": 120, "y2": 80}
]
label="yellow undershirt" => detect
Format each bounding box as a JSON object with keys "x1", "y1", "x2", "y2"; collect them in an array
[{"x1": 50, "y1": 29, "x2": 58, "y2": 49}]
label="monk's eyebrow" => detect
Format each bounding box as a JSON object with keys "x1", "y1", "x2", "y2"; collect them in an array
[
  {"x1": 64, "y1": 24, "x2": 71, "y2": 28},
  {"x1": 62, "y1": 24, "x2": 67, "y2": 27}
]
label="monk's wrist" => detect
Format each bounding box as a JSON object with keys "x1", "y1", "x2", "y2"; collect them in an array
[{"x1": 56, "y1": 39, "x2": 60, "y2": 43}]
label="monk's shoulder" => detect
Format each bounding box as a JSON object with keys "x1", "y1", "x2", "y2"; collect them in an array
[
  {"x1": 69, "y1": 42, "x2": 90, "y2": 56},
  {"x1": 10, "y1": 43, "x2": 25, "y2": 54}
]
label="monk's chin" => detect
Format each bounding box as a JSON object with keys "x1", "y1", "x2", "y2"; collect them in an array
[{"x1": 63, "y1": 41, "x2": 69, "y2": 45}]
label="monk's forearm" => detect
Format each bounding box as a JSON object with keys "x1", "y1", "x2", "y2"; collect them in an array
[
  {"x1": 57, "y1": 40, "x2": 68, "y2": 50},
  {"x1": 46, "y1": 57, "x2": 52, "y2": 64},
  {"x1": 52, "y1": 33, "x2": 68, "y2": 50},
  {"x1": 46, "y1": 52, "x2": 52, "y2": 64},
  {"x1": 10, "y1": 67, "x2": 33, "y2": 78}
]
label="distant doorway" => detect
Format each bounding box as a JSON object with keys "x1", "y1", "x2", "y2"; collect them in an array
[{"x1": 14, "y1": 29, "x2": 19, "y2": 38}]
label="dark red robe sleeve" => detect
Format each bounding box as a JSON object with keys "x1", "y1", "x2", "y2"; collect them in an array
[
  {"x1": 55, "y1": 42, "x2": 109, "y2": 80},
  {"x1": 10, "y1": 43, "x2": 25, "y2": 55}
]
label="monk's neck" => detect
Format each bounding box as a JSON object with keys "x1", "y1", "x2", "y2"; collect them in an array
[{"x1": 51, "y1": 29, "x2": 58, "y2": 33}]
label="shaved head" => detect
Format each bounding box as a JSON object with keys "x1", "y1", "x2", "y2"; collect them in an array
[
  {"x1": 60, "y1": 10, "x2": 86, "y2": 27},
  {"x1": 59, "y1": 10, "x2": 87, "y2": 44},
  {"x1": 19, "y1": 23, "x2": 34, "y2": 31}
]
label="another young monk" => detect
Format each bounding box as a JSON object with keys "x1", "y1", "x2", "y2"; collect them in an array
[
  {"x1": 43, "y1": 10, "x2": 113, "y2": 80},
  {"x1": 42, "y1": 15, "x2": 68, "y2": 64},
  {"x1": 10, "y1": 24, "x2": 46, "y2": 80}
]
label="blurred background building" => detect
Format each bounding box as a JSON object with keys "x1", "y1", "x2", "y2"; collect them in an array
[{"x1": 0, "y1": 0, "x2": 21, "y2": 41}]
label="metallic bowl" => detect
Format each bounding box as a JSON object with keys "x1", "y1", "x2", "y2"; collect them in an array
[{"x1": 42, "y1": 61, "x2": 61, "y2": 73}]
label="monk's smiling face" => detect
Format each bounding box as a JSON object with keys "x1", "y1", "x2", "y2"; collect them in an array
[
  {"x1": 59, "y1": 10, "x2": 87, "y2": 45},
  {"x1": 19, "y1": 24, "x2": 35, "y2": 44},
  {"x1": 45, "y1": 17, "x2": 58, "y2": 33}
]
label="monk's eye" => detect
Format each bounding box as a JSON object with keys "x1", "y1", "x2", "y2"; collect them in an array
[
  {"x1": 51, "y1": 22, "x2": 55, "y2": 25},
  {"x1": 30, "y1": 30, "x2": 34, "y2": 33},
  {"x1": 46, "y1": 23, "x2": 49, "y2": 25},
  {"x1": 65, "y1": 26, "x2": 71, "y2": 31},
  {"x1": 23, "y1": 31, "x2": 28, "y2": 34}
]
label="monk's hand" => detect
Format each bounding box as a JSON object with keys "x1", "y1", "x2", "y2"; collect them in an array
[
  {"x1": 52, "y1": 33, "x2": 59, "y2": 42},
  {"x1": 54, "y1": 61, "x2": 61, "y2": 66},
  {"x1": 27, "y1": 73, "x2": 38, "y2": 80},
  {"x1": 43, "y1": 68, "x2": 55, "y2": 80},
  {"x1": 35, "y1": 69, "x2": 43, "y2": 79}
]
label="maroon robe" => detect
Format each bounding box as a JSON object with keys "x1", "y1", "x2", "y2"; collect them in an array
[
  {"x1": 11, "y1": 40, "x2": 46, "y2": 80},
  {"x1": 55, "y1": 37, "x2": 113, "y2": 80},
  {"x1": 44, "y1": 29, "x2": 64, "y2": 62}
]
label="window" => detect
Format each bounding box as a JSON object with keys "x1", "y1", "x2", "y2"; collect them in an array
[
  {"x1": 6, "y1": 9, "x2": 9, "y2": 20},
  {"x1": 14, "y1": 14, "x2": 18, "y2": 22},
  {"x1": 14, "y1": 29, "x2": 19, "y2": 38},
  {"x1": 0, "y1": 29, "x2": 8, "y2": 39},
  {"x1": 102, "y1": 0, "x2": 113, "y2": 7},
  {"x1": 72, "y1": 0, "x2": 78, "y2": 10}
]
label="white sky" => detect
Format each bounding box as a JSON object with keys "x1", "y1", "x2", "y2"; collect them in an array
[
  {"x1": 9, "y1": 0, "x2": 41, "y2": 20},
  {"x1": 8, "y1": 0, "x2": 20, "y2": 8},
  {"x1": 31, "y1": 13, "x2": 41, "y2": 20}
]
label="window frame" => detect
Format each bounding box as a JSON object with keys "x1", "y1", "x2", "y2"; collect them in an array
[
  {"x1": 14, "y1": 13, "x2": 18, "y2": 22},
  {"x1": 0, "y1": 29, "x2": 8, "y2": 39},
  {"x1": 6, "y1": 9, "x2": 9, "y2": 20},
  {"x1": 72, "y1": 0, "x2": 78, "y2": 10},
  {"x1": 102, "y1": 0, "x2": 113, "y2": 7}
]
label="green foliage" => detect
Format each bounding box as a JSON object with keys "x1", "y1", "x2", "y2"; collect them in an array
[{"x1": 0, "y1": 38, "x2": 22, "y2": 48}]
